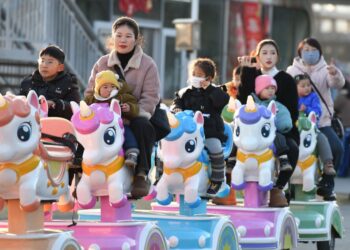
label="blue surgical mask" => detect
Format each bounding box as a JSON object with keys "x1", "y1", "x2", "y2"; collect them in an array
[{"x1": 301, "y1": 50, "x2": 320, "y2": 65}]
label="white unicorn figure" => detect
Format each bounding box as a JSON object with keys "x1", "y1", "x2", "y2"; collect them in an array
[
  {"x1": 290, "y1": 112, "x2": 318, "y2": 192},
  {"x1": 156, "y1": 110, "x2": 209, "y2": 208},
  {"x1": 70, "y1": 100, "x2": 133, "y2": 208},
  {"x1": 231, "y1": 96, "x2": 277, "y2": 191},
  {"x1": 0, "y1": 91, "x2": 74, "y2": 212}
]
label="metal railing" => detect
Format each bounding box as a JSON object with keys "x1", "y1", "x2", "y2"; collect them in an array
[{"x1": 0, "y1": 0, "x2": 103, "y2": 89}]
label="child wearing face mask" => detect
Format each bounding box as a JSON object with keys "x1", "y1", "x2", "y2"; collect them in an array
[
  {"x1": 171, "y1": 58, "x2": 230, "y2": 196},
  {"x1": 85, "y1": 70, "x2": 140, "y2": 169},
  {"x1": 295, "y1": 74, "x2": 337, "y2": 199}
]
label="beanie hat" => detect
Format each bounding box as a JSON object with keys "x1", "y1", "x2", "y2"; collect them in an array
[
  {"x1": 94, "y1": 70, "x2": 120, "y2": 95},
  {"x1": 255, "y1": 75, "x2": 277, "y2": 95}
]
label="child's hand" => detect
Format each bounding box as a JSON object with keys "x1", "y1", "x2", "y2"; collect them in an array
[
  {"x1": 121, "y1": 103, "x2": 130, "y2": 112},
  {"x1": 299, "y1": 104, "x2": 306, "y2": 112},
  {"x1": 47, "y1": 100, "x2": 56, "y2": 109},
  {"x1": 173, "y1": 108, "x2": 182, "y2": 113}
]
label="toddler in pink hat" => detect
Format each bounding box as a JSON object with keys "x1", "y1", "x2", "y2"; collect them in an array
[{"x1": 252, "y1": 74, "x2": 293, "y2": 172}]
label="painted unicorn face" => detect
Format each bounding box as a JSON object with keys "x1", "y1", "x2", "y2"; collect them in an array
[
  {"x1": 0, "y1": 91, "x2": 41, "y2": 162},
  {"x1": 159, "y1": 110, "x2": 205, "y2": 168},
  {"x1": 233, "y1": 96, "x2": 276, "y2": 152},
  {"x1": 70, "y1": 100, "x2": 124, "y2": 165}
]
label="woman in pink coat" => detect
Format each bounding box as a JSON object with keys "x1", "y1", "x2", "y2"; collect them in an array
[{"x1": 287, "y1": 37, "x2": 345, "y2": 200}]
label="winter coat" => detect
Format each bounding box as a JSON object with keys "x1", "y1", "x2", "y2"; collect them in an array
[
  {"x1": 171, "y1": 84, "x2": 230, "y2": 142},
  {"x1": 84, "y1": 80, "x2": 139, "y2": 121},
  {"x1": 237, "y1": 67, "x2": 300, "y2": 144},
  {"x1": 85, "y1": 45, "x2": 160, "y2": 119},
  {"x1": 251, "y1": 93, "x2": 292, "y2": 134},
  {"x1": 20, "y1": 70, "x2": 80, "y2": 120},
  {"x1": 298, "y1": 92, "x2": 322, "y2": 119},
  {"x1": 286, "y1": 56, "x2": 345, "y2": 127}
]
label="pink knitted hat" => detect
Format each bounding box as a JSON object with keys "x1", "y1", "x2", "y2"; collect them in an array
[{"x1": 255, "y1": 75, "x2": 277, "y2": 95}]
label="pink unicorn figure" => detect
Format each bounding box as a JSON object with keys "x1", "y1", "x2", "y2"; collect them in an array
[
  {"x1": 231, "y1": 96, "x2": 277, "y2": 191},
  {"x1": 70, "y1": 100, "x2": 132, "y2": 209},
  {"x1": 0, "y1": 91, "x2": 74, "y2": 212},
  {"x1": 290, "y1": 112, "x2": 318, "y2": 192}
]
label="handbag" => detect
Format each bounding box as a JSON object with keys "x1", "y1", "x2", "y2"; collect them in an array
[
  {"x1": 307, "y1": 74, "x2": 345, "y2": 139},
  {"x1": 150, "y1": 102, "x2": 171, "y2": 141},
  {"x1": 113, "y1": 65, "x2": 170, "y2": 141}
]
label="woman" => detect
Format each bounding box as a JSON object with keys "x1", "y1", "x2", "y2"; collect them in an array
[
  {"x1": 237, "y1": 39, "x2": 299, "y2": 207},
  {"x1": 287, "y1": 37, "x2": 345, "y2": 200},
  {"x1": 85, "y1": 16, "x2": 160, "y2": 199}
]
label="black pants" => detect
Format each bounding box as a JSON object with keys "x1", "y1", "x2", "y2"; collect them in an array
[
  {"x1": 275, "y1": 137, "x2": 299, "y2": 188},
  {"x1": 274, "y1": 132, "x2": 289, "y2": 156},
  {"x1": 130, "y1": 116, "x2": 156, "y2": 175}
]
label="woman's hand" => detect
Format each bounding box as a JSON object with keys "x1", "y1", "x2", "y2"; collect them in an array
[
  {"x1": 237, "y1": 56, "x2": 257, "y2": 67},
  {"x1": 121, "y1": 103, "x2": 130, "y2": 112},
  {"x1": 47, "y1": 100, "x2": 56, "y2": 109},
  {"x1": 327, "y1": 58, "x2": 337, "y2": 76}
]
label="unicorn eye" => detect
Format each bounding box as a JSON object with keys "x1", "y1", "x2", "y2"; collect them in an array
[
  {"x1": 185, "y1": 139, "x2": 196, "y2": 153},
  {"x1": 235, "y1": 126, "x2": 240, "y2": 136},
  {"x1": 303, "y1": 134, "x2": 312, "y2": 148},
  {"x1": 17, "y1": 122, "x2": 32, "y2": 141},
  {"x1": 261, "y1": 123, "x2": 271, "y2": 137},
  {"x1": 104, "y1": 127, "x2": 116, "y2": 145}
]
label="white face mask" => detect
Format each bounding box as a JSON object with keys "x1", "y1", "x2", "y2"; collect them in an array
[{"x1": 187, "y1": 76, "x2": 206, "y2": 88}]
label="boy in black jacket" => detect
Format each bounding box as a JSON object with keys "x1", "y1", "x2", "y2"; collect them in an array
[{"x1": 20, "y1": 45, "x2": 80, "y2": 120}]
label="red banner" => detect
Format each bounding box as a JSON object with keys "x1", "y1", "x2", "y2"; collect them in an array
[
  {"x1": 243, "y1": 2, "x2": 263, "y2": 54},
  {"x1": 119, "y1": 0, "x2": 152, "y2": 16}
]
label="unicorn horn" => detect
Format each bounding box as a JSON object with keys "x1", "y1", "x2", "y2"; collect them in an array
[
  {"x1": 245, "y1": 95, "x2": 257, "y2": 112},
  {"x1": 0, "y1": 94, "x2": 7, "y2": 108},
  {"x1": 167, "y1": 112, "x2": 179, "y2": 128},
  {"x1": 227, "y1": 97, "x2": 236, "y2": 112},
  {"x1": 79, "y1": 101, "x2": 92, "y2": 118}
]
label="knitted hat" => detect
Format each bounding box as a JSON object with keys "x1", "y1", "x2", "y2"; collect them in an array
[
  {"x1": 255, "y1": 75, "x2": 277, "y2": 95},
  {"x1": 94, "y1": 70, "x2": 120, "y2": 95}
]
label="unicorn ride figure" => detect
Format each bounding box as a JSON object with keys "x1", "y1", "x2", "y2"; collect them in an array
[
  {"x1": 287, "y1": 112, "x2": 344, "y2": 248},
  {"x1": 155, "y1": 110, "x2": 231, "y2": 209},
  {"x1": 70, "y1": 100, "x2": 132, "y2": 209},
  {"x1": 231, "y1": 96, "x2": 276, "y2": 201},
  {"x1": 0, "y1": 91, "x2": 73, "y2": 212},
  {"x1": 290, "y1": 112, "x2": 318, "y2": 193}
]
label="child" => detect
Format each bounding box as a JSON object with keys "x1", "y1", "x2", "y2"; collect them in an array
[
  {"x1": 20, "y1": 45, "x2": 80, "y2": 120},
  {"x1": 171, "y1": 58, "x2": 230, "y2": 195},
  {"x1": 252, "y1": 75, "x2": 293, "y2": 172},
  {"x1": 85, "y1": 70, "x2": 140, "y2": 168},
  {"x1": 295, "y1": 74, "x2": 337, "y2": 200}
]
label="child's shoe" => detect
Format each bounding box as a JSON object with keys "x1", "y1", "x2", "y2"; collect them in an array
[
  {"x1": 323, "y1": 161, "x2": 336, "y2": 176},
  {"x1": 279, "y1": 155, "x2": 292, "y2": 171},
  {"x1": 125, "y1": 152, "x2": 138, "y2": 169},
  {"x1": 207, "y1": 181, "x2": 223, "y2": 196}
]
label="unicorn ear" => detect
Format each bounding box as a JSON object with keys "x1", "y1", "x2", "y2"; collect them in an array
[
  {"x1": 194, "y1": 111, "x2": 204, "y2": 126},
  {"x1": 267, "y1": 100, "x2": 277, "y2": 115},
  {"x1": 110, "y1": 99, "x2": 121, "y2": 116},
  {"x1": 38, "y1": 95, "x2": 48, "y2": 117},
  {"x1": 70, "y1": 101, "x2": 80, "y2": 114},
  {"x1": 308, "y1": 111, "x2": 317, "y2": 124},
  {"x1": 27, "y1": 90, "x2": 39, "y2": 110}
]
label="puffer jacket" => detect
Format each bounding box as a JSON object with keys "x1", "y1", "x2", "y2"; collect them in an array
[
  {"x1": 20, "y1": 70, "x2": 80, "y2": 120},
  {"x1": 286, "y1": 56, "x2": 345, "y2": 127}
]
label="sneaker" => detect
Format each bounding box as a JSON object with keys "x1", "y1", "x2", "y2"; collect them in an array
[
  {"x1": 279, "y1": 156, "x2": 293, "y2": 171},
  {"x1": 131, "y1": 175, "x2": 151, "y2": 199},
  {"x1": 125, "y1": 152, "x2": 138, "y2": 169},
  {"x1": 323, "y1": 161, "x2": 336, "y2": 176},
  {"x1": 207, "y1": 181, "x2": 223, "y2": 196},
  {"x1": 316, "y1": 186, "x2": 337, "y2": 201}
]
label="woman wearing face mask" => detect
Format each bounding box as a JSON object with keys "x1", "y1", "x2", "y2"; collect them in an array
[
  {"x1": 84, "y1": 16, "x2": 160, "y2": 199},
  {"x1": 171, "y1": 58, "x2": 230, "y2": 196},
  {"x1": 237, "y1": 39, "x2": 299, "y2": 208},
  {"x1": 287, "y1": 37, "x2": 345, "y2": 200}
]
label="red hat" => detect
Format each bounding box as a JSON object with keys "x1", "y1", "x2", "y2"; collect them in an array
[{"x1": 255, "y1": 75, "x2": 277, "y2": 95}]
